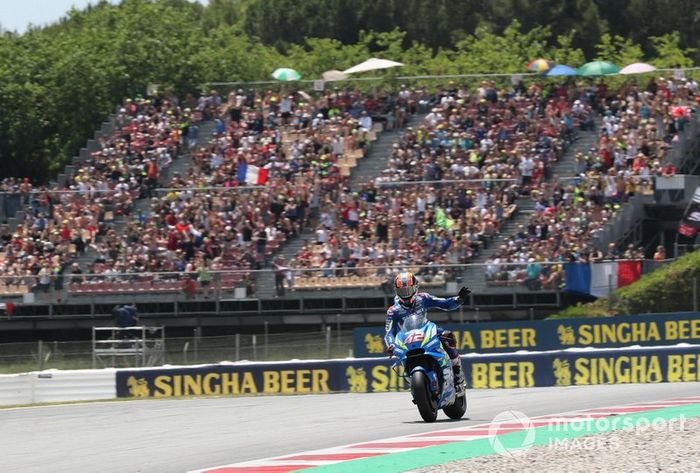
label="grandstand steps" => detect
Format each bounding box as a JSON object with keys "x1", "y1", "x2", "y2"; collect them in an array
[
  {"x1": 70, "y1": 120, "x2": 216, "y2": 272},
  {"x1": 161, "y1": 119, "x2": 217, "y2": 188},
  {"x1": 348, "y1": 114, "x2": 426, "y2": 189},
  {"x1": 255, "y1": 116, "x2": 427, "y2": 299},
  {"x1": 551, "y1": 125, "x2": 599, "y2": 178},
  {"x1": 459, "y1": 120, "x2": 601, "y2": 293}
]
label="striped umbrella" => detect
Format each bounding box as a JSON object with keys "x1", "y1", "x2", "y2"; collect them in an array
[
  {"x1": 271, "y1": 68, "x2": 301, "y2": 81},
  {"x1": 527, "y1": 59, "x2": 553, "y2": 74}
]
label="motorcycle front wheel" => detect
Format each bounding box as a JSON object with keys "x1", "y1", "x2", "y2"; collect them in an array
[{"x1": 411, "y1": 371, "x2": 438, "y2": 422}]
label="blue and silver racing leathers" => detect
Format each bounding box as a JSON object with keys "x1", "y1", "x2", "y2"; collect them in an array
[{"x1": 384, "y1": 292, "x2": 463, "y2": 359}]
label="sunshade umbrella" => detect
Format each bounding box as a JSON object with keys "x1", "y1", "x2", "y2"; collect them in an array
[
  {"x1": 527, "y1": 59, "x2": 553, "y2": 74},
  {"x1": 343, "y1": 58, "x2": 404, "y2": 74},
  {"x1": 577, "y1": 61, "x2": 620, "y2": 76},
  {"x1": 322, "y1": 70, "x2": 349, "y2": 81},
  {"x1": 546, "y1": 64, "x2": 578, "y2": 76},
  {"x1": 272, "y1": 68, "x2": 301, "y2": 81},
  {"x1": 619, "y1": 63, "x2": 657, "y2": 75}
]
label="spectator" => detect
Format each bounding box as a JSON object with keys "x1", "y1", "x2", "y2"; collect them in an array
[
  {"x1": 653, "y1": 245, "x2": 666, "y2": 261},
  {"x1": 273, "y1": 256, "x2": 288, "y2": 297}
]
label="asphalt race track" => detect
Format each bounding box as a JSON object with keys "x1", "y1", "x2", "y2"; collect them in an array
[{"x1": 2, "y1": 383, "x2": 699, "y2": 473}]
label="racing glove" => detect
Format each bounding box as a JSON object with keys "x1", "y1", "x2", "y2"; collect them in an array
[
  {"x1": 457, "y1": 286, "x2": 471, "y2": 304},
  {"x1": 386, "y1": 344, "x2": 395, "y2": 356}
]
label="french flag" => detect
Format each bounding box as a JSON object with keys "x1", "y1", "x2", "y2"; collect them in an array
[
  {"x1": 564, "y1": 261, "x2": 642, "y2": 298},
  {"x1": 237, "y1": 164, "x2": 268, "y2": 185}
]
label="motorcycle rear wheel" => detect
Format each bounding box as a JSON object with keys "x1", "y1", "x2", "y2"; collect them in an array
[
  {"x1": 443, "y1": 391, "x2": 467, "y2": 420},
  {"x1": 411, "y1": 371, "x2": 438, "y2": 422}
]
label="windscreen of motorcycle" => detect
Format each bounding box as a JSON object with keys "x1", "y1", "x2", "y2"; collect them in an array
[{"x1": 399, "y1": 313, "x2": 427, "y2": 332}]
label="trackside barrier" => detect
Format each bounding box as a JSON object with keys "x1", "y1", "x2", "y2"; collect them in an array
[
  {"x1": 354, "y1": 312, "x2": 700, "y2": 357},
  {"x1": 4, "y1": 345, "x2": 700, "y2": 405},
  {"x1": 115, "y1": 345, "x2": 700, "y2": 399},
  {"x1": 0, "y1": 369, "x2": 116, "y2": 406}
]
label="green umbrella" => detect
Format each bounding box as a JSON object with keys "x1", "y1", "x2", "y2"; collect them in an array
[
  {"x1": 577, "y1": 61, "x2": 620, "y2": 76},
  {"x1": 272, "y1": 68, "x2": 301, "y2": 81}
]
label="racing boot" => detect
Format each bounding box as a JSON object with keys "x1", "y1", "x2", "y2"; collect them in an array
[{"x1": 452, "y1": 358, "x2": 466, "y2": 395}]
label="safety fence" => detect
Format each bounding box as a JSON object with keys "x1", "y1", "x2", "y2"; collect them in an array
[
  {"x1": 0, "y1": 329, "x2": 354, "y2": 374},
  {"x1": 3, "y1": 343, "x2": 700, "y2": 405}
]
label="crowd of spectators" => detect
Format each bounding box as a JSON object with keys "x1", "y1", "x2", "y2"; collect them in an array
[
  {"x1": 79, "y1": 87, "x2": 416, "y2": 292},
  {"x1": 289, "y1": 80, "x2": 577, "y2": 286},
  {"x1": 0, "y1": 96, "x2": 190, "y2": 293},
  {"x1": 2, "y1": 76, "x2": 699, "y2": 297},
  {"x1": 485, "y1": 76, "x2": 699, "y2": 289}
]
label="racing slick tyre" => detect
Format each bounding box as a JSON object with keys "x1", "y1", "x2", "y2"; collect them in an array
[
  {"x1": 443, "y1": 391, "x2": 467, "y2": 420},
  {"x1": 411, "y1": 371, "x2": 438, "y2": 422}
]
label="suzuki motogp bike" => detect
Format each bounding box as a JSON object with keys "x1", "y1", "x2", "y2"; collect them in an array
[{"x1": 391, "y1": 313, "x2": 467, "y2": 422}]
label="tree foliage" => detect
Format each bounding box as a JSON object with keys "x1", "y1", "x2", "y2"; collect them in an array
[{"x1": 0, "y1": 0, "x2": 697, "y2": 182}]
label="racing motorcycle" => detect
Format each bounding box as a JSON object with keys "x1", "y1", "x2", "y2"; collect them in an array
[{"x1": 391, "y1": 312, "x2": 467, "y2": 422}]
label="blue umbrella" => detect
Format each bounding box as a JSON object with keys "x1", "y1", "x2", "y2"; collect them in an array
[{"x1": 546, "y1": 64, "x2": 577, "y2": 77}]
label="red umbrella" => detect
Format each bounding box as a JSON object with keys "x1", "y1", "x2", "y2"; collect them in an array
[{"x1": 672, "y1": 106, "x2": 690, "y2": 118}]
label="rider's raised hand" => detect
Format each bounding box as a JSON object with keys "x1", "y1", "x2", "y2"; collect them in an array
[{"x1": 457, "y1": 286, "x2": 471, "y2": 303}]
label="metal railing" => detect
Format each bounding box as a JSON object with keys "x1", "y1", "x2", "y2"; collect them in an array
[{"x1": 0, "y1": 257, "x2": 681, "y2": 319}]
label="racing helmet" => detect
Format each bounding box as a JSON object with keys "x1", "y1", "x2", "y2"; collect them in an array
[{"x1": 394, "y1": 272, "x2": 418, "y2": 307}]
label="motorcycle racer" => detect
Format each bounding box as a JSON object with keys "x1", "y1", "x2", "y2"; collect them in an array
[{"x1": 384, "y1": 271, "x2": 471, "y2": 393}]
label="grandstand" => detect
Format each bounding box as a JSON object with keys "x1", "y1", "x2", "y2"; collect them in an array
[{"x1": 1, "y1": 78, "x2": 700, "y2": 326}]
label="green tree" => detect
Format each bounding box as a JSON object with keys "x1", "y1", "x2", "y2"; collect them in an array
[
  {"x1": 594, "y1": 33, "x2": 643, "y2": 65},
  {"x1": 649, "y1": 32, "x2": 697, "y2": 69}
]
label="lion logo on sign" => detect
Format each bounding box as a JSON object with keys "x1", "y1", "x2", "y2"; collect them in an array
[
  {"x1": 553, "y1": 358, "x2": 572, "y2": 386},
  {"x1": 365, "y1": 334, "x2": 385, "y2": 354},
  {"x1": 557, "y1": 325, "x2": 575, "y2": 346},
  {"x1": 127, "y1": 376, "x2": 150, "y2": 397},
  {"x1": 346, "y1": 366, "x2": 368, "y2": 393}
]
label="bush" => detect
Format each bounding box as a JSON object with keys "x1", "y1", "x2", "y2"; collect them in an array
[{"x1": 549, "y1": 251, "x2": 700, "y2": 319}]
